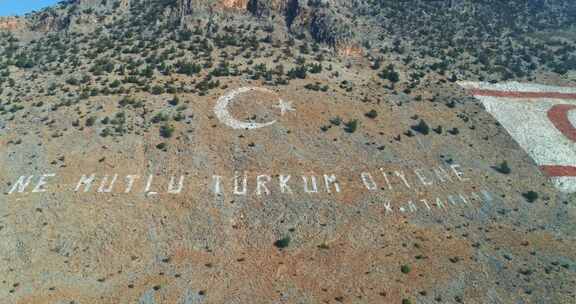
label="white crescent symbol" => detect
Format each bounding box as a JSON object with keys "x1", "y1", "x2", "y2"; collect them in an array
[{"x1": 214, "y1": 87, "x2": 280, "y2": 130}]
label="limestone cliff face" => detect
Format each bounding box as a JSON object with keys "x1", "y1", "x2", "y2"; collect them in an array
[
  {"x1": 246, "y1": 0, "x2": 354, "y2": 46},
  {"x1": 173, "y1": 0, "x2": 262, "y2": 15},
  {"x1": 307, "y1": 3, "x2": 353, "y2": 46},
  {"x1": 0, "y1": 17, "x2": 25, "y2": 31},
  {"x1": 70, "y1": 0, "x2": 129, "y2": 7},
  {"x1": 0, "y1": 0, "x2": 354, "y2": 48},
  {"x1": 246, "y1": 0, "x2": 285, "y2": 16},
  {"x1": 203, "y1": 0, "x2": 354, "y2": 46},
  {"x1": 221, "y1": 0, "x2": 250, "y2": 9}
]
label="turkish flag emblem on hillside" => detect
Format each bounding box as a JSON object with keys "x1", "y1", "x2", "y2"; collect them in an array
[{"x1": 460, "y1": 81, "x2": 576, "y2": 193}]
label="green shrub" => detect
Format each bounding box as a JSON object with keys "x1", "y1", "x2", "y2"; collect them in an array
[
  {"x1": 344, "y1": 120, "x2": 358, "y2": 133},
  {"x1": 66, "y1": 77, "x2": 79, "y2": 85},
  {"x1": 176, "y1": 61, "x2": 202, "y2": 76},
  {"x1": 411, "y1": 120, "x2": 429, "y2": 135},
  {"x1": 151, "y1": 85, "x2": 165, "y2": 95},
  {"x1": 86, "y1": 116, "x2": 96, "y2": 127},
  {"x1": 522, "y1": 191, "x2": 538, "y2": 203},
  {"x1": 287, "y1": 66, "x2": 307, "y2": 79},
  {"x1": 159, "y1": 124, "x2": 175, "y2": 138},
  {"x1": 308, "y1": 63, "x2": 322, "y2": 73},
  {"x1": 492, "y1": 161, "x2": 511, "y2": 174},
  {"x1": 274, "y1": 237, "x2": 291, "y2": 249},
  {"x1": 169, "y1": 96, "x2": 179, "y2": 106},
  {"x1": 330, "y1": 117, "x2": 342, "y2": 126},
  {"x1": 100, "y1": 128, "x2": 112, "y2": 137},
  {"x1": 109, "y1": 79, "x2": 121, "y2": 88},
  {"x1": 156, "y1": 142, "x2": 167, "y2": 151},
  {"x1": 152, "y1": 113, "x2": 169, "y2": 124},
  {"x1": 379, "y1": 64, "x2": 400, "y2": 83},
  {"x1": 304, "y1": 83, "x2": 322, "y2": 91},
  {"x1": 365, "y1": 110, "x2": 378, "y2": 119},
  {"x1": 401, "y1": 264, "x2": 411, "y2": 274}
]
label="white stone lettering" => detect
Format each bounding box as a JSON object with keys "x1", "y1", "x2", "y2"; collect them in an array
[
  {"x1": 450, "y1": 164, "x2": 469, "y2": 181},
  {"x1": 303, "y1": 176, "x2": 318, "y2": 193},
  {"x1": 448, "y1": 195, "x2": 459, "y2": 206},
  {"x1": 125, "y1": 175, "x2": 140, "y2": 193},
  {"x1": 32, "y1": 173, "x2": 55, "y2": 193},
  {"x1": 394, "y1": 171, "x2": 411, "y2": 189},
  {"x1": 256, "y1": 175, "x2": 271, "y2": 195},
  {"x1": 75, "y1": 174, "x2": 95, "y2": 192},
  {"x1": 379, "y1": 168, "x2": 393, "y2": 190},
  {"x1": 435, "y1": 197, "x2": 446, "y2": 209},
  {"x1": 420, "y1": 198, "x2": 431, "y2": 210},
  {"x1": 168, "y1": 176, "x2": 185, "y2": 194},
  {"x1": 145, "y1": 175, "x2": 158, "y2": 195},
  {"x1": 361, "y1": 172, "x2": 377, "y2": 190},
  {"x1": 233, "y1": 172, "x2": 247, "y2": 195},
  {"x1": 459, "y1": 193, "x2": 471, "y2": 206},
  {"x1": 279, "y1": 175, "x2": 292, "y2": 194},
  {"x1": 323, "y1": 174, "x2": 341, "y2": 193},
  {"x1": 433, "y1": 166, "x2": 452, "y2": 183},
  {"x1": 383, "y1": 200, "x2": 393, "y2": 214},
  {"x1": 212, "y1": 175, "x2": 223, "y2": 194},
  {"x1": 8, "y1": 175, "x2": 34, "y2": 194},
  {"x1": 414, "y1": 168, "x2": 433, "y2": 186},
  {"x1": 407, "y1": 201, "x2": 417, "y2": 212},
  {"x1": 98, "y1": 174, "x2": 118, "y2": 193}
]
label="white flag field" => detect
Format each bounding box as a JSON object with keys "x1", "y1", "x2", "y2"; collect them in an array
[{"x1": 460, "y1": 81, "x2": 576, "y2": 193}]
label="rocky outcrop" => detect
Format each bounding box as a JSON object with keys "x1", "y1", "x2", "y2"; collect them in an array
[
  {"x1": 337, "y1": 42, "x2": 363, "y2": 57},
  {"x1": 307, "y1": 5, "x2": 352, "y2": 46},
  {"x1": 177, "y1": 0, "x2": 194, "y2": 16},
  {"x1": 73, "y1": 0, "x2": 104, "y2": 5},
  {"x1": 220, "y1": 0, "x2": 250, "y2": 10},
  {"x1": 118, "y1": 0, "x2": 131, "y2": 10},
  {"x1": 244, "y1": 0, "x2": 353, "y2": 46},
  {"x1": 246, "y1": 0, "x2": 278, "y2": 16},
  {"x1": 30, "y1": 10, "x2": 71, "y2": 32},
  {"x1": 1, "y1": 0, "x2": 353, "y2": 47}
]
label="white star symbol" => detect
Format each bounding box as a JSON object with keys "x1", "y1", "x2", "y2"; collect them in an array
[{"x1": 275, "y1": 99, "x2": 295, "y2": 116}]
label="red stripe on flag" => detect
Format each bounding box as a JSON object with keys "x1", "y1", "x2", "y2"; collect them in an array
[
  {"x1": 471, "y1": 89, "x2": 576, "y2": 100},
  {"x1": 540, "y1": 165, "x2": 576, "y2": 177},
  {"x1": 547, "y1": 104, "x2": 576, "y2": 142}
]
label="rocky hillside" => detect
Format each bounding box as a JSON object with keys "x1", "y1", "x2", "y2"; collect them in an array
[
  {"x1": 2, "y1": 0, "x2": 576, "y2": 80},
  {"x1": 0, "y1": 1, "x2": 575, "y2": 304}
]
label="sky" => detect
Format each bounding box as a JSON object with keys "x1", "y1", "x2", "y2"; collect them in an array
[{"x1": 0, "y1": 0, "x2": 61, "y2": 16}]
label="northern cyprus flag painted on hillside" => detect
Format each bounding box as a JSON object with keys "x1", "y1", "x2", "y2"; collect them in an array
[{"x1": 460, "y1": 81, "x2": 576, "y2": 193}]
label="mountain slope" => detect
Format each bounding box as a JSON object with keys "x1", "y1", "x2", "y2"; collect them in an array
[{"x1": 0, "y1": 1, "x2": 575, "y2": 304}]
